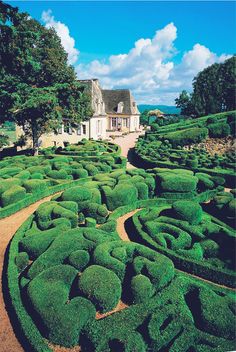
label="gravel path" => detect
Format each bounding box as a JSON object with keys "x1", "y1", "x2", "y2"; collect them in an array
[
  {"x1": 111, "y1": 131, "x2": 144, "y2": 168},
  {"x1": 0, "y1": 194, "x2": 60, "y2": 352}
]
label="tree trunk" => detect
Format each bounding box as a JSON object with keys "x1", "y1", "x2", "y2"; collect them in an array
[{"x1": 31, "y1": 121, "x2": 39, "y2": 156}]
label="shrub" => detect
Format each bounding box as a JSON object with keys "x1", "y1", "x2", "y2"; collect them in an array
[
  {"x1": 200, "y1": 239, "x2": 219, "y2": 258},
  {"x1": 131, "y1": 274, "x2": 154, "y2": 303},
  {"x1": 85, "y1": 217, "x2": 96, "y2": 227},
  {"x1": 31, "y1": 172, "x2": 44, "y2": 180},
  {"x1": 162, "y1": 127, "x2": 208, "y2": 147},
  {"x1": 208, "y1": 122, "x2": 230, "y2": 138},
  {"x1": 27, "y1": 265, "x2": 96, "y2": 346},
  {"x1": 61, "y1": 186, "x2": 92, "y2": 203},
  {"x1": 15, "y1": 252, "x2": 29, "y2": 272},
  {"x1": 172, "y1": 200, "x2": 203, "y2": 225},
  {"x1": 81, "y1": 202, "x2": 108, "y2": 224},
  {"x1": 23, "y1": 180, "x2": 47, "y2": 194},
  {"x1": 78, "y1": 265, "x2": 122, "y2": 312},
  {"x1": 158, "y1": 174, "x2": 198, "y2": 193},
  {"x1": 72, "y1": 168, "x2": 88, "y2": 179},
  {"x1": 47, "y1": 169, "x2": 69, "y2": 180},
  {"x1": 68, "y1": 250, "x2": 90, "y2": 271},
  {"x1": 102, "y1": 184, "x2": 138, "y2": 211},
  {"x1": 134, "y1": 182, "x2": 149, "y2": 200},
  {"x1": 1, "y1": 185, "x2": 27, "y2": 207},
  {"x1": 0, "y1": 178, "x2": 22, "y2": 195}
]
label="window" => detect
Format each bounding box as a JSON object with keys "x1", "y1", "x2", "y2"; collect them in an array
[
  {"x1": 117, "y1": 102, "x2": 124, "y2": 113},
  {"x1": 96, "y1": 120, "x2": 101, "y2": 134},
  {"x1": 82, "y1": 125, "x2": 86, "y2": 134},
  {"x1": 112, "y1": 118, "x2": 117, "y2": 128},
  {"x1": 68, "y1": 127, "x2": 72, "y2": 135},
  {"x1": 123, "y1": 118, "x2": 130, "y2": 128},
  {"x1": 58, "y1": 125, "x2": 63, "y2": 134},
  {"x1": 77, "y1": 124, "x2": 81, "y2": 135}
]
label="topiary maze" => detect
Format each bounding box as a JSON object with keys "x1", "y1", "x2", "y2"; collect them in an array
[
  {"x1": 0, "y1": 140, "x2": 126, "y2": 218},
  {"x1": 7, "y1": 161, "x2": 236, "y2": 352},
  {"x1": 135, "y1": 111, "x2": 236, "y2": 187}
]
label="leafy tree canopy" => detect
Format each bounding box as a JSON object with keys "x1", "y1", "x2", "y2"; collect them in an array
[
  {"x1": 175, "y1": 56, "x2": 236, "y2": 117},
  {"x1": 0, "y1": 1, "x2": 92, "y2": 153}
]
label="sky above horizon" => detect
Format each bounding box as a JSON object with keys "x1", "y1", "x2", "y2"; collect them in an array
[{"x1": 9, "y1": 1, "x2": 236, "y2": 105}]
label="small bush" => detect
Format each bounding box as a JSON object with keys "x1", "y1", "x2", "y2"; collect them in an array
[
  {"x1": 61, "y1": 186, "x2": 92, "y2": 203},
  {"x1": 131, "y1": 274, "x2": 154, "y2": 303},
  {"x1": 15, "y1": 252, "x2": 29, "y2": 272},
  {"x1": 1, "y1": 185, "x2": 27, "y2": 207},
  {"x1": 68, "y1": 250, "x2": 90, "y2": 271},
  {"x1": 78, "y1": 265, "x2": 122, "y2": 312},
  {"x1": 102, "y1": 184, "x2": 138, "y2": 211},
  {"x1": 172, "y1": 200, "x2": 203, "y2": 225},
  {"x1": 208, "y1": 122, "x2": 230, "y2": 138},
  {"x1": 23, "y1": 180, "x2": 47, "y2": 194}
]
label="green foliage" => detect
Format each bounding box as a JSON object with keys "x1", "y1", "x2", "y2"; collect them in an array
[
  {"x1": 0, "y1": 3, "x2": 92, "y2": 153},
  {"x1": 0, "y1": 133, "x2": 9, "y2": 148},
  {"x1": 15, "y1": 252, "x2": 29, "y2": 272},
  {"x1": 102, "y1": 184, "x2": 138, "y2": 211},
  {"x1": 67, "y1": 250, "x2": 90, "y2": 271},
  {"x1": 162, "y1": 127, "x2": 208, "y2": 147},
  {"x1": 131, "y1": 274, "x2": 154, "y2": 303},
  {"x1": 208, "y1": 122, "x2": 230, "y2": 138},
  {"x1": 1, "y1": 185, "x2": 26, "y2": 207},
  {"x1": 78, "y1": 265, "x2": 122, "y2": 312},
  {"x1": 61, "y1": 186, "x2": 92, "y2": 203},
  {"x1": 27, "y1": 265, "x2": 96, "y2": 346},
  {"x1": 172, "y1": 200, "x2": 203, "y2": 225},
  {"x1": 180, "y1": 56, "x2": 236, "y2": 116}
]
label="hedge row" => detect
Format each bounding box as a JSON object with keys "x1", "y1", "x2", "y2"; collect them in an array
[{"x1": 131, "y1": 204, "x2": 236, "y2": 287}]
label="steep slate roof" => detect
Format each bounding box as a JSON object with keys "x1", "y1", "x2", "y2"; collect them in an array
[{"x1": 102, "y1": 89, "x2": 133, "y2": 115}]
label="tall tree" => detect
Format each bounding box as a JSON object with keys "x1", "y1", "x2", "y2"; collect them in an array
[
  {"x1": 0, "y1": 2, "x2": 92, "y2": 154},
  {"x1": 175, "y1": 90, "x2": 194, "y2": 116},
  {"x1": 187, "y1": 56, "x2": 236, "y2": 117}
]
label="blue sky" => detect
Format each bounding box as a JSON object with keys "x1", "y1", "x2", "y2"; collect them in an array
[{"x1": 9, "y1": 1, "x2": 236, "y2": 104}]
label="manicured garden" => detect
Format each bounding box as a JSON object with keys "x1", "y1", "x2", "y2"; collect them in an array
[
  {"x1": 0, "y1": 140, "x2": 126, "y2": 218},
  {"x1": 135, "y1": 111, "x2": 236, "y2": 186},
  {"x1": 7, "y1": 164, "x2": 236, "y2": 352}
]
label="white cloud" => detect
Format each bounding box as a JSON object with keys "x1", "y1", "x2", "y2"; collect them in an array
[
  {"x1": 75, "y1": 23, "x2": 231, "y2": 105},
  {"x1": 41, "y1": 9, "x2": 79, "y2": 65}
]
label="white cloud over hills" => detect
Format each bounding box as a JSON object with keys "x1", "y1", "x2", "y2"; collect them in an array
[{"x1": 41, "y1": 11, "x2": 231, "y2": 105}]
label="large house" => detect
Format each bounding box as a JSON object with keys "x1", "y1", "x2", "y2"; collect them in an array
[{"x1": 16, "y1": 79, "x2": 140, "y2": 148}]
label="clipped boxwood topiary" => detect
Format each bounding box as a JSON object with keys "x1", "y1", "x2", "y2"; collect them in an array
[
  {"x1": 172, "y1": 200, "x2": 203, "y2": 225},
  {"x1": 102, "y1": 184, "x2": 138, "y2": 211},
  {"x1": 78, "y1": 265, "x2": 122, "y2": 312},
  {"x1": 68, "y1": 250, "x2": 90, "y2": 271},
  {"x1": 131, "y1": 274, "x2": 154, "y2": 303},
  {"x1": 1, "y1": 185, "x2": 27, "y2": 207},
  {"x1": 61, "y1": 186, "x2": 92, "y2": 203},
  {"x1": 15, "y1": 252, "x2": 29, "y2": 273}
]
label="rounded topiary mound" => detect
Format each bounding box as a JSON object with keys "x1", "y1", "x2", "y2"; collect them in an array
[
  {"x1": 68, "y1": 250, "x2": 90, "y2": 271},
  {"x1": 172, "y1": 200, "x2": 203, "y2": 225},
  {"x1": 78, "y1": 265, "x2": 122, "y2": 312},
  {"x1": 131, "y1": 274, "x2": 154, "y2": 303},
  {"x1": 61, "y1": 186, "x2": 92, "y2": 203}
]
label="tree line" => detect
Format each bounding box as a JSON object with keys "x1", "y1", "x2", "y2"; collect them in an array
[
  {"x1": 0, "y1": 1, "x2": 93, "y2": 154},
  {"x1": 175, "y1": 56, "x2": 236, "y2": 117}
]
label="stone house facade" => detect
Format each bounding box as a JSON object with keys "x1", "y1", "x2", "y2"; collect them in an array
[{"x1": 16, "y1": 79, "x2": 140, "y2": 148}]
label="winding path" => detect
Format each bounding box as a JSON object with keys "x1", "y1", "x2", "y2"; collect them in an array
[{"x1": 0, "y1": 194, "x2": 60, "y2": 352}]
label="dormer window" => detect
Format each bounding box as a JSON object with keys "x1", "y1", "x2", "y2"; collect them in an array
[{"x1": 117, "y1": 102, "x2": 124, "y2": 113}]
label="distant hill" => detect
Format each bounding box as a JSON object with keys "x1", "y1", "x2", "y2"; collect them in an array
[{"x1": 138, "y1": 105, "x2": 180, "y2": 115}]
